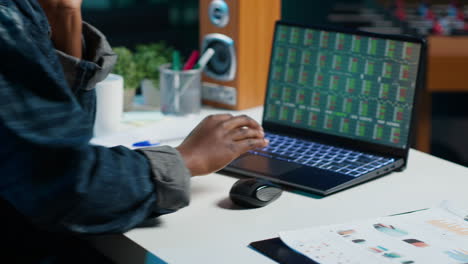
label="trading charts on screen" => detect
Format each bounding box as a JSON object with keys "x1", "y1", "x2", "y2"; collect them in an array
[{"x1": 264, "y1": 25, "x2": 421, "y2": 148}]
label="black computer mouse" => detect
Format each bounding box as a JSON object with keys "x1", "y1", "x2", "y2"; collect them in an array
[{"x1": 229, "y1": 178, "x2": 283, "y2": 208}]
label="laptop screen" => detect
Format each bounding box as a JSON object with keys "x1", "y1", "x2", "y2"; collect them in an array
[{"x1": 263, "y1": 23, "x2": 422, "y2": 149}]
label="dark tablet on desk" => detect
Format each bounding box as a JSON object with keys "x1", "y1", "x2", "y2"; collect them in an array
[{"x1": 249, "y1": 237, "x2": 318, "y2": 264}]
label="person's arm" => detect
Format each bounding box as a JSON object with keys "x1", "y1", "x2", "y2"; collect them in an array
[
  {"x1": 0, "y1": 3, "x2": 183, "y2": 233},
  {"x1": 137, "y1": 115, "x2": 268, "y2": 210},
  {"x1": 0, "y1": 3, "x2": 267, "y2": 234},
  {"x1": 55, "y1": 21, "x2": 117, "y2": 93},
  {"x1": 38, "y1": 0, "x2": 107, "y2": 94},
  {"x1": 36, "y1": 0, "x2": 269, "y2": 178},
  {"x1": 38, "y1": 0, "x2": 83, "y2": 58}
]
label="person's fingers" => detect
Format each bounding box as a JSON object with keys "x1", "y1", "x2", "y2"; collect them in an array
[
  {"x1": 187, "y1": 114, "x2": 234, "y2": 138},
  {"x1": 233, "y1": 138, "x2": 269, "y2": 154},
  {"x1": 221, "y1": 115, "x2": 262, "y2": 131},
  {"x1": 206, "y1": 113, "x2": 233, "y2": 122},
  {"x1": 229, "y1": 127, "x2": 265, "y2": 141}
]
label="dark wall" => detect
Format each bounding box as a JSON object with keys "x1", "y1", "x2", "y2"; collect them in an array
[
  {"x1": 82, "y1": 0, "x2": 199, "y2": 56},
  {"x1": 282, "y1": 1, "x2": 335, "y2": 25},
  {"x1": 82, "y1": 0, "x2": 354, "y2": 56},
  {"x1": 282, "y1": 0, "x2": 365, "y2": 25}
]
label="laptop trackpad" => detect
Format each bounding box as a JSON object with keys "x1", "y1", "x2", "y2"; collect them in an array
[{"x1": 230, "y1": 154, "x2": 301, "y2": 176}]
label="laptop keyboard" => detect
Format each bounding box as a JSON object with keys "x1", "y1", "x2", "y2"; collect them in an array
[{"x1": 249, "y1": 132, "x2": 395, "y2": 178}]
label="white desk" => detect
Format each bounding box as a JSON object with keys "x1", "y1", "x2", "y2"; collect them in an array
[{"x1": 91, "y1": 107, "x2": 468, "y2": 264}]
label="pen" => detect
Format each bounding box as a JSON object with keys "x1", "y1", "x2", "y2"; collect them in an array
[
  {"x1": 172, "y1": 50, "x2": 182, "y2": 71},
  {"x1": 172, "y1": 50, "x2": 182, "y2": 112},
  {"x1": 132, "y1": 136, "x2": 187, "y2": 148},
  {"x1": 132, "y1": 140, "x2": 160, "y2": 147},
  {"x1": 183, "y1": 50, "x2": 200, "y2": 70},
  {"x1": 195, "y1": 48, "x2": 215, "y2": 69},
  {"x1": 176, "y1": 48, "x2": 216, "y2": 97}
]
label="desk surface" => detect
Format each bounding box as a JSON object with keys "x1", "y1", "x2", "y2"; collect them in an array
[{"x1": 92, "y1": 107, "x2": 468, "y2": 264}]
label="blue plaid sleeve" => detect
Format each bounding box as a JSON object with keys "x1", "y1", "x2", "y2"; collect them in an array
[
  {"x1": 56, "y1": 22, "x2": 117, "y2": 92},
  {"x1": 0, "y1": 3, "x2": 190, "y2": 234}
]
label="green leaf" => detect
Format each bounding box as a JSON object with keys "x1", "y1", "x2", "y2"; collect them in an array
[
  {"x1": 112, "y1": 47, "x2": 140, "y2": 90},
  {"x1": 134, "y1": 43, "x2": 174, "y2": 87},
  {"x1": 112, "y1": 43, "x2": 175, "y2": 89}
]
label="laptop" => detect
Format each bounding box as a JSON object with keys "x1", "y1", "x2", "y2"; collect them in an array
[{"x1": 224, "y1": 21, "x2": 426, "y2": 196}]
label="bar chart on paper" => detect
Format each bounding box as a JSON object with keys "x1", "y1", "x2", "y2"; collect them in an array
[{"x1": 279, "y1": 201, "x2": 468, "y2": 264}]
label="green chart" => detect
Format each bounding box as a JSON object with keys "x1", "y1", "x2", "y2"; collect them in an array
[{"x1": 265, "y1": 24, "x2": 422, "y2": 148}]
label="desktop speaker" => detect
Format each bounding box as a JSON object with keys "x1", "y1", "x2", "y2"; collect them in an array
[{"x1": 199, "y1": 0, "x2": 281, "y2": 110}]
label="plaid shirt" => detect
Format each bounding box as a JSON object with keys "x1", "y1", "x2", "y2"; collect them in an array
[{"x1": 0, "y1": 1, "x2": 190, "y2": 261}]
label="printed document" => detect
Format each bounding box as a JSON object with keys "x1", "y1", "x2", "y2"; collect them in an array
[{"x1": 279, "y1": 201, "x2": 468, "y2": 264}]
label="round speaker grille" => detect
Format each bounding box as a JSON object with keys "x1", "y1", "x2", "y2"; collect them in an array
[
  {"x1": 206, "y1": 40, "x2": 232, "y2": 76},
  {"x1": 201, "y1": 33, "x2": 236, "y2": 81},
  {"x1": 209, "y1": 0, "x2": 229, "y2": 28}
]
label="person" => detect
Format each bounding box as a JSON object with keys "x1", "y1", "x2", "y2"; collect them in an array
[{"x1": 0, "y1": 0, "x2": 268, "y2": 263}]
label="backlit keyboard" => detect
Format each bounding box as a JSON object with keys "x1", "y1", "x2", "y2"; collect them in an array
[{"x1": 249, "y1": 132, "x2": 394, "y2": 177}]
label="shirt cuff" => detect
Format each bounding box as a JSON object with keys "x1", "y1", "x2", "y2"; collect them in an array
[
  {"x1": 137, "y1": 146, "x2": 191, "y2": 212},
  {"x1": 56, "y1": 22, "x2": 117, "y2": 92}
]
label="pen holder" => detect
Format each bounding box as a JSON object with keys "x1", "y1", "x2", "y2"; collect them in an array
[{"x1": 160, "y1": 64, "x2": 202, "y2": 116}]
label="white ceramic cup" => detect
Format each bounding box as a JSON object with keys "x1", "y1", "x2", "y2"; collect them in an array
[{"x1": 94, "y1": 73, "x2": 124, "y2": 137}]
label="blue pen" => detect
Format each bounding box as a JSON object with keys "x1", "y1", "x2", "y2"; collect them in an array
[{"x1": 132, "y1": 140, "x2": 161, "y2": 147}]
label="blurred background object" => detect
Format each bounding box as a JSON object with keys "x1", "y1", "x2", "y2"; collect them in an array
[
  {"x1": 83, "y1": 0, "x2": 198, "y2": 54},
  {"x1": 199, "y1": 0, "x2": 281, "y2": 110}
]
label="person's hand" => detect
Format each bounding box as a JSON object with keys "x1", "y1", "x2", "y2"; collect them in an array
[{"x1": 176, "y1": 114, "x2": 269, "y2": 176}]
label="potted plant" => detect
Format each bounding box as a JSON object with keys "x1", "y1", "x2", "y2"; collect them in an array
[
  {"x1": 112, "y1": 47, "x2": 141, "y2": 111},
  {"x1": 134, "y1": 43, "x2": 174, "y2": 108}
]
